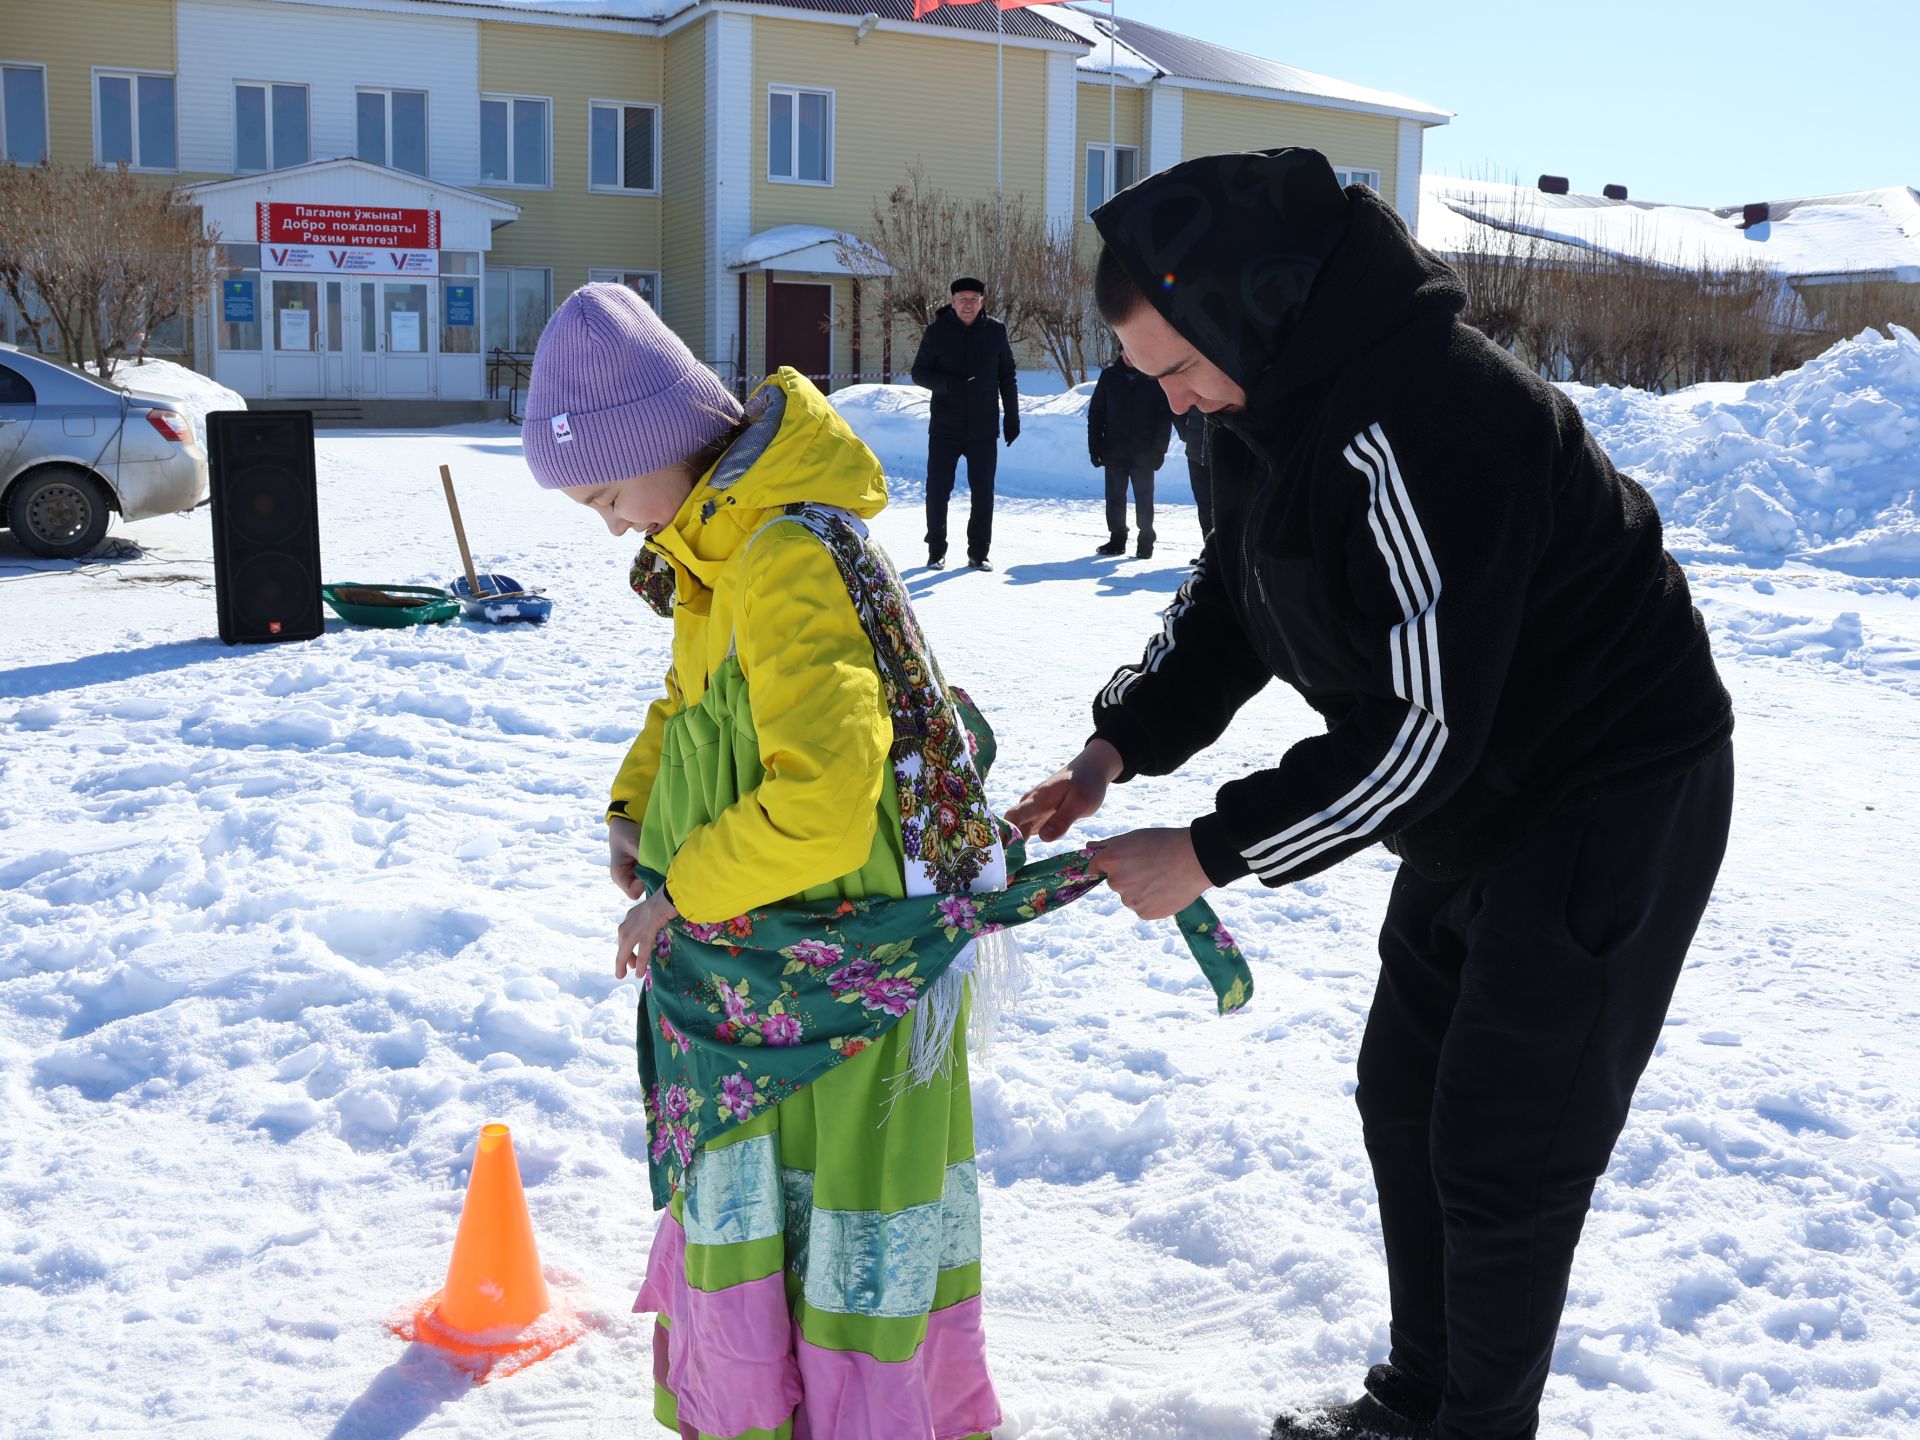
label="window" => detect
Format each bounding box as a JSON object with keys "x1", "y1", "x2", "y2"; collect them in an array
[
  {"x1": 768, "y1": 86, "x2": 831, "y2": 185},
  {"x1": 439, "y1": 254, "x2": 479, "y2": 354},
  {"x1": 1333, "y1": 166, "x2": 1382, "y2": 191},
  {"x1": 216, "y1": 244, "x2": 262, "y2": 353},
  {"x1": 2, "y1": 63, "x2": 48, "y2": 166},
  {"x1": 480, "y1": 94, "x2": 549, "y2": 187},
  {"x1": 588, "y1": 268, "x2": 659, "y2": 309},
  {"x1": 484, "y1": 266, "x2": 551, "y2": 352},
  {"x1": 358, "y1": 88, "x2": 428, "y2": 176},
  {"x1": 235, "y1": 82, "x2": 308, "y2": 172},
  {"x1": 589, "y1": 100, "x2": 658, "y2": 195},
  {"x1": 0, "y1": 361, "x2": 33, "y2": 406},
  {"x1": 1085, "y1": 143, "x2": 1139, "y2": 215},
  {"x1": 95, "y1": 70, "x2": 176, "y2": 170}
]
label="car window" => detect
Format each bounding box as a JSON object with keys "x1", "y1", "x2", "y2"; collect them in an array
[{"x1": 0, "y1": 362, "x2": 35, "y2": 406}]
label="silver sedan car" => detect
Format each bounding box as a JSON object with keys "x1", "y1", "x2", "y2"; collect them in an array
[{"x1": 0, "y1": 343, "x2": 209, "y2": 558}]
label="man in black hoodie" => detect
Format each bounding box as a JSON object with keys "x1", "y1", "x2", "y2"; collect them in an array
[
  {"x1": 911, "y1": 276, "x2": 1020, "y2": 570},
  {"x1": 1007, "y1": 150, "x2": 1734, "y2": 1440}
]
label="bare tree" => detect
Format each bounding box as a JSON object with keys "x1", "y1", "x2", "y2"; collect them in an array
[{"x1": 0, "y1": 161, "x2": 218, "y2": 379}]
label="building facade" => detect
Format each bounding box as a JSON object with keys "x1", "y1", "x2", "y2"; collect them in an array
[{"x1": 0, "y1": 0, "x2": 1450, "y2": 407}]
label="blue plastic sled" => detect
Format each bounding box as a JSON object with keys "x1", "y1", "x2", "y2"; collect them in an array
[{"x1": 450, "y1": 572, "x2": 553, "y2": 624}]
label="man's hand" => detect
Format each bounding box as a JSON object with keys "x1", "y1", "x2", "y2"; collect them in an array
[
  {"x1": 1090, "y1": 827, "x2": 1211, "y2": 921},
  {"x1": 1004, "y1": 422, "x2": 1020, "y2": 446},
  {"x1": 615, "y1": 888, "x2": 679, "y2": 980},
  {"x1": 1006, "y1": 738, "x2": 1122, "y2": 842},
  {"x1": 607, "y1": 816, "x2": 643, "y2": 899},
  {"x1": 1090, "y1": 452, "x2": 1104, "y2": 470}
]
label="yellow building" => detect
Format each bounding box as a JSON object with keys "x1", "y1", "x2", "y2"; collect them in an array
[{"x1": 0, "y1": 0, "x2": 1450, "y2": 412}]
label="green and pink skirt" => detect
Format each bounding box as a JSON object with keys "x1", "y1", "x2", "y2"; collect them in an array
[{"x1": 637, "y1": 997, "x2": 997, "y2": 1440}]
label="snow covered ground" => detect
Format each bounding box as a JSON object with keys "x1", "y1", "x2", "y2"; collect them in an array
[{"x1": 3, "y1": 334, "x2": 1919, "y2": 1439}]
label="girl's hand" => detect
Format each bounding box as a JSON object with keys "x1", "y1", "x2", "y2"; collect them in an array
[
  {"x1": 616, "y1": 889, "x2": 679, "y2": 980},
  {"x1": 1006, "y1": 738, "x2": 1123, "y2": 842},
  {"x1": 608, "y1": 816, "x2": 643, "y2": 900}
]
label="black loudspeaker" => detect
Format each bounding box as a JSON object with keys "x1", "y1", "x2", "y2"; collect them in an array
[{"x1": 207, "y1": 409, "x2": 323, "y2": 645}]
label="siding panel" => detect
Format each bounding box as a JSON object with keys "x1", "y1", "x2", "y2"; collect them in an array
[
  {"x1": 9, "y1": 0, "x2": 176, "y2": 170},
  {"x1": 1180, "y1": 89, "x2": 1399, "y2": 205}
]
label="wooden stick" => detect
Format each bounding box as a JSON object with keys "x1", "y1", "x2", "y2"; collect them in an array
[{"x1": 439, "y1": 463, "x2": 485, "y2": 597}]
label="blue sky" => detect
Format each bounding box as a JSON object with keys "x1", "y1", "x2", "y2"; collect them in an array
[{"x1": 1102, "y1": 0, "x2": 1917, "y2": 205}]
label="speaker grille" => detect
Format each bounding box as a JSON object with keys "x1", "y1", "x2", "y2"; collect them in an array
[{"x1": 208, "y1": 410, "x2": 323, "y2": 645}]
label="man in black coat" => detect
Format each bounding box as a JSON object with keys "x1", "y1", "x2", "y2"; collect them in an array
[
  {"x1": 910, "y1": 276, "x2": 1020, "y2": 570},
  {"x1": 1008, "y1": 149, "x2": 1735, "y2": 1440},
  {"x1": 1087, "y1": 351, "x2": 1174, "y2": 559}
]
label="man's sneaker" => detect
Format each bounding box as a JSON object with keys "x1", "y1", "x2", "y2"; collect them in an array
[
  {"x1": 1270, "y1": 1366, "x2": 1438, "y2": 1440},
  {"x1": 1136, "y1": 538, "x2": 1155, "y2": 560},
  {"x1": 1094, "y1": 536, "x2": 1126, "y2": 556},
  {"x1": 967, "y1": 557, "x2": 993, "y2": 572},
  {"x1": 928, "y1": 551, "x2": 946, "y2": 570}
]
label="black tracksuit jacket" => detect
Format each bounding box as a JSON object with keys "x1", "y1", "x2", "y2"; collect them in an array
[
  {"x1": 910, "y1": 306, "x2": 1020, "y2": 444},
  {"x1": 1089, "y1": 150, "x2": 1734, "y2": 888}
]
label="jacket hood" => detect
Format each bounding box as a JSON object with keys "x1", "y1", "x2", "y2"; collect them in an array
[
  {"x1": 649, "y1": 368, "x2": 887, "y2": 592},
  {"x1": 1093, "y1": 147, "x2": 1466, "y2": 414}
]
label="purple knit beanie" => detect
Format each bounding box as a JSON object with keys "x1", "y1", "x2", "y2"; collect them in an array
[{"x1": 523, "y1": 284, "x2": 743, "y2": 490}]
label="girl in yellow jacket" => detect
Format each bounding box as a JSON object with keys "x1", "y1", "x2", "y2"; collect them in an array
[{"x1": 523, "y1": 284, "x2": 1003, "y2": 1440}]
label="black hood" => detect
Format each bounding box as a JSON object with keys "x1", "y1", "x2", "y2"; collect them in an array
[{"x1": 1093, "y1": 147, "x2": 1466, "y2": 413}]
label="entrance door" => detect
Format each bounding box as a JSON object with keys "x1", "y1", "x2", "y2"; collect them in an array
[
  {"x1": 268, "y1": 277, "x2": 323, "y2": 398},
  {"x1": 765, "y1": 280, "x2": 832, "y2": 384},
  {"x1": 379, "y1": 281, "x2": 433, "y2": 398},
  {"x1": 323, "y1": 280, "x2": 352, "y2": 399},
  {"x1": 355, "y1": 283, "x2": 378, "y2": 396}
]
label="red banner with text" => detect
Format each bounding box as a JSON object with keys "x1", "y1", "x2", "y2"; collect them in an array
[{"x1": 256, "y1": 203, "x2": 440, "y2": 250}]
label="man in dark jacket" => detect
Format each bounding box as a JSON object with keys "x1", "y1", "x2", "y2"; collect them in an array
[
  {"x1": 1007, "y1": 149, "x2": 1735, "y2": 1440},
  {"x1": 1088, "y1": 351, "x2": 1174, "y2": 558},
  {"x1": 910, "y1": 276, "x2": 1020, "y2": 570}
]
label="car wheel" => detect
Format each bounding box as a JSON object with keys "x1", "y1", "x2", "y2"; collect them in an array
[{"x1": 6, "y1": 467, "x2": 113, "y2": 559}]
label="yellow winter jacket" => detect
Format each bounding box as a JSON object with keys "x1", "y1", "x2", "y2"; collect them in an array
[{"x1": 609, "y1": 369, "x2": 900, "y2": 923}]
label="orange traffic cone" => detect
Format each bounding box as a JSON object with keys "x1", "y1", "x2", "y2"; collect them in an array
[{"x1": 389, "y1": 1123, "x2": 586, "y2": 1380}]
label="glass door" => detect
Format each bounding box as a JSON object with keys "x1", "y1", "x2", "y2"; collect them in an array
[
  {"x1": 269, "y1": 277, "x2": 322, "y2": 397},
  {"x1": 323, "y1": 280, "x2": 351, "y2": 398},
  {"x1": 379, "y1": 281, "x2": 433, "y2": 398}
]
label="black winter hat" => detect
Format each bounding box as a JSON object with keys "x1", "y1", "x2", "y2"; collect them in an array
[{"x1": 950, "y1": 277, "x2": 986, "y2": 295}]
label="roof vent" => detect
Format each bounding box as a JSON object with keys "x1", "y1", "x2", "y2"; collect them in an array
[
  {"x1": 1538, "y1": 175, "x2": 1570, "y2": 195},
  {"x1": 1603, "y1": 183, "x2": 1628, "y2": 201},
  {"x1": 1740, "y1": 202, "x2": 1771, "y2": 228}
]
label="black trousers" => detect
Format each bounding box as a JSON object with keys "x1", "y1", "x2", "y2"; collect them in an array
[
  {"x1": 1188, "y1": 451, "x2": 1214, "y2": 538},
  {"x1": 925, "y1": 433, "x2": 997, "y2": 562},
  {"x1": 1104, "y1": 463, "x2": 1156, "y2": 544},
  {"x1": 1356, "y1": 742, "x2": 1734, "y2": 1440}
]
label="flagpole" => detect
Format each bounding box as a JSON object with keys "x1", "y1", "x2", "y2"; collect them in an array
[
  {"x1": 1108, "y1": 4, "x2": 1117, "y2": 192},
  {"x1": 996, "y1": 3, "x2": 1005, "y2": 204}
]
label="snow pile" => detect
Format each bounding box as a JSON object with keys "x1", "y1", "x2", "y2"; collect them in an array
[
  {"x1": 1571, "y1": 326, "x2": 1920, "y2": 572},
  {"x1": 836, "y1": 328, "x2": 1920, "y2": 575},
  {"x1": 95, "y1": 357, "x2": 247, "y2": 447},
  {"x1": 832, "y1": 379, "x2": 1190, "y2": 503}
]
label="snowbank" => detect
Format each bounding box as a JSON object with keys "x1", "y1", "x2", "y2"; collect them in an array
[
  {"x1": 90, "y1": 357, "x2": 246, "y2": 448},
  {"x1": 831, "y1": 379, "x2": 1190, "y2": 503},
  {"x1": 1571, "y1": 326, "x2": 1920, "y2": 572},
  {"x1": 835, "y1": 327, "x2": 1920, "y2": 576}
]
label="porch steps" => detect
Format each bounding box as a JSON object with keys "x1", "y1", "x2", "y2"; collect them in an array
[{"x1": 276, "y1": 399, "x2": 511, "y2": 430}]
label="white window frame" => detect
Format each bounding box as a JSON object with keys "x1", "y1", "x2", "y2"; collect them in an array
[
  {"x1": 1333, "y1": 166, "x2": 1382, "y2": 191},
  {"x1": 767, "y1": 84, "x2": 834, "y2": 187},
  {"x1": 1085, "y1": 142, "x2": 1140, "y2": 216},
  {"x1": 232, "y1": 80, "x2": 310, "y2": 173},
  {"x1": 356, "y1": 86, "x2": 430, "y2": 176},
  {"x1": 588, "y1": 268, "x2": 661, "y2": 309},
  {"x1": 587, "y1": 99, "x2": 661, "y2": 197},
  {"x1": 1, "y1": 61, "x2": 50, "y2": 167},
  {"x1": 92, "y1": 67, "x2": 177, "y2": 172},
  {"x1": 480, "y1": 91, "x2": 552, "y2": 190}
]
